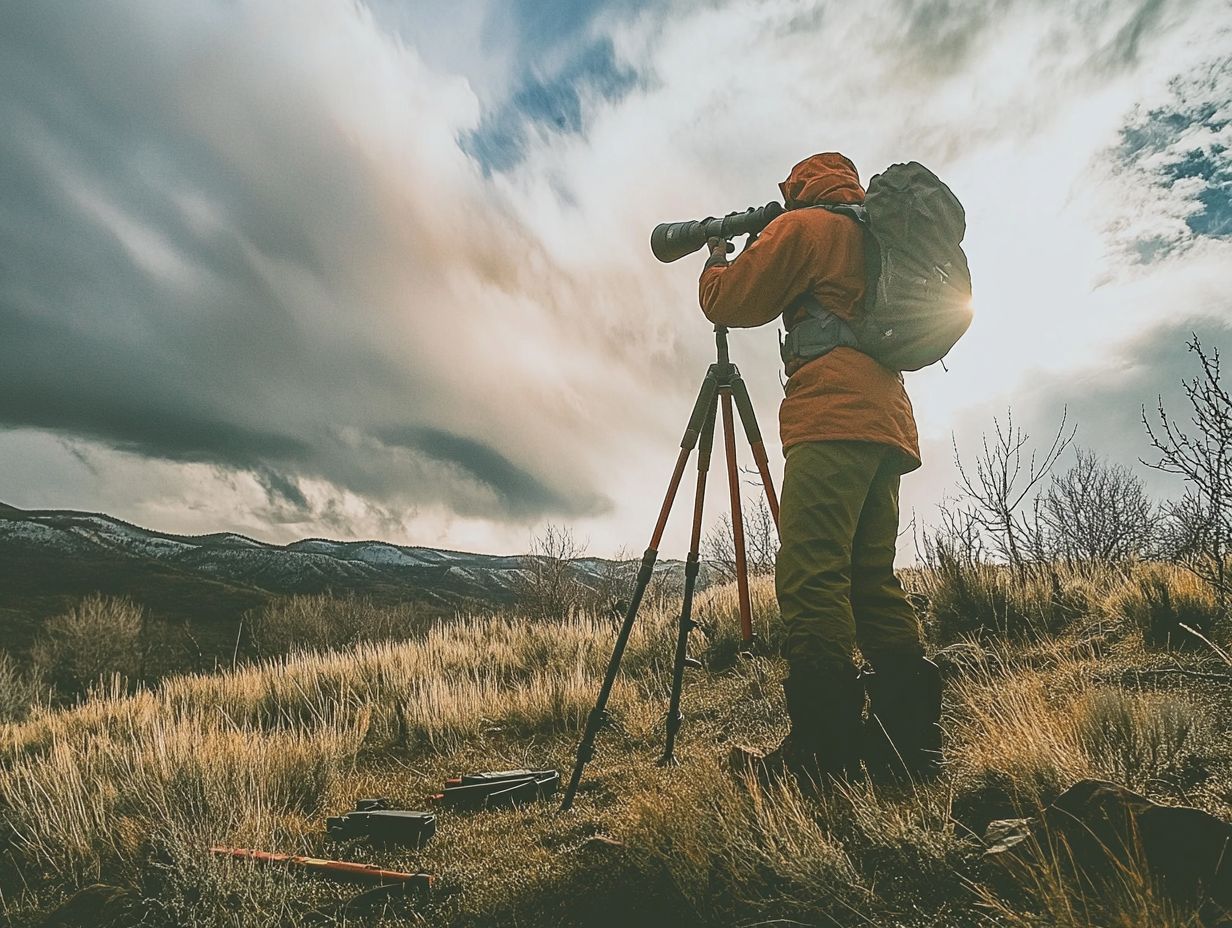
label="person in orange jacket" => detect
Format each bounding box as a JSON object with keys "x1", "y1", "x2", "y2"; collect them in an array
[{"x1": 699, "y1": 152, "x2": 942, "y2": 781}]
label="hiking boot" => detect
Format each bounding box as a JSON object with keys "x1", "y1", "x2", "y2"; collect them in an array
[
  {"x1": 730, "y1": 666, "x2": 864, "y2": 788},
  {"x1": 862, "y1": 655, "x2": 943, "y2": 780}
]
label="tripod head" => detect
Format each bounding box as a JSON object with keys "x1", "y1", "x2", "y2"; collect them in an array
[
  {"x1": 713, "y1": 325, "x2": 744, "y2": 387},
  {"x1": 714, "y1": 325, "x2": 730, "y2": 366}
]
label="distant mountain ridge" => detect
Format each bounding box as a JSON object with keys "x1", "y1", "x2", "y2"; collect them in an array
[
  {"x1": 0, "y1": 502, "x2": 646, "y2": 612},
  {"x1": 0, "y1": 503, "x2": 702, "y2": 667}
]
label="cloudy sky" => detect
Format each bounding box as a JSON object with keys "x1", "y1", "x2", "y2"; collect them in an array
[{"x1": 1, "y1": 0, "x2": 1229, "y2": 556}]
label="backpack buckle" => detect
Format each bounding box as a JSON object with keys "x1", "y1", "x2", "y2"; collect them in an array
[{"x1": 779, "y1": 328, "x2": 798, "y2": 365}]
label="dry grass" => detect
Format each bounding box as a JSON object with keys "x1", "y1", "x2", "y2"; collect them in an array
[
  {"x1": 948, "y1": 636, "x2": 1218, "y2": 801},
  {"x1": 622, "y1": 766, "x2": 875, "y2": 923},
  {"x1": 250, "y1": 593, "x2": 437, "y2": 657},
  {"x1": 977, "y1": 828, "x2": 1210, "y2": 928},
  {"x1": 910, "y1": 561, "x2": 1115, "y2": 642},
  {"x1": 0, "y1": 571, "x2": 1227, "y2": 927},
  {"x1": 0, "y1": 652, "x2": 45, "y2": 724},
  {"x1": 0, "y1": 605, "x2": 687, "y2": 894},
  {"x1": 1103, "y1": 562, "x2": 1225, "y2": 648}
]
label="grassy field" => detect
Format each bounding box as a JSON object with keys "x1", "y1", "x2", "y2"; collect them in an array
[{"x1": 1, "y1": 566, "x2": 1229, "y2": 927}]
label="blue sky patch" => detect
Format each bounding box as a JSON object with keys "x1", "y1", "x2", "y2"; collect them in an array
[
  {"x1": 1115, "y1": 59, "x2": 1231, "y2": 257},
  {"x1": 462, "y1": 37, "x2": 640, "y2": 174}
]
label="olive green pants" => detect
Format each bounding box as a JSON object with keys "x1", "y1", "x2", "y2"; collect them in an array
[{"x1": 775, "y1": 441, "x2": 923, "y2": 674}]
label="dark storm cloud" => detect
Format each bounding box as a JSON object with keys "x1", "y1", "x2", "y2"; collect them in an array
[
  {"x1": 886, "y1": 0, "x2": 1173, "y2": 78},
  {"x1": 253, "y1": 468, "x2": 311, "y2": 514},
  {"x1": 378, "y1": 426, "x2": 576, "y2": 516},
  {"x1": 0, "y1": 3, "x2": 608, "y2": 525},
  {"x1": 1013, "y1": 315, "x2": 1232, "y2": 496}
]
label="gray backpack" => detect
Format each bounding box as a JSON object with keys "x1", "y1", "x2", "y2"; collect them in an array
[{"x1": 779, "y1": 161, "x2": 973, "y2": 373}]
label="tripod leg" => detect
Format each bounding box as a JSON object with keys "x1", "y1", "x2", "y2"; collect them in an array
[
  {"x1": 560, "y1": 369, "x2": 720, "y2": 812},
  {"x1": 731, "y1": 371, "x2": 780, "y2": 530},
  {"x1": 658, "y1": 387, "x2": 719, "y2": 766},
  {"x1": 721, "y1": 388, "x2": 755, "y2": 648}
]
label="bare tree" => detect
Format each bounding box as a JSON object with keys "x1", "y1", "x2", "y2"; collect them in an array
[
  {"x1": 915, "y1": 499, "x2": 984, "y2": 570},
  {"x1": 583, "y1": 545, "x2": 634, "y2": 623},
  {"x1": 1041, "y1": 448, "x2": 1157, "y2": 566},
  {"x1": 1142, "y1": 334, "x2": 1231, "y2": 616},
  {"x1": 643, "y1": 565, "x2": 686, "y2": 614},
  {"x1": 953, "y1": 408, "x2": 1075, "y2": 579},
  {"x1": 703, "y1": 493, "x2": 778, "y2": 583},
  {"x1": 1155, "y1": 491, "x2": 1217, "y2": 563},
  {"x1": 512, "y1": 524, "x2": 589, "y2": 621}
]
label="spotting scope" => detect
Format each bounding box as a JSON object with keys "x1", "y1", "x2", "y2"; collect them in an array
[{"x1": 650, "y1": 201, "x2": 785, "y2": 263}]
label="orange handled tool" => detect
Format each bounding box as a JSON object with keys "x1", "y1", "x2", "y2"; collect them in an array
[{"x1": 209, "y1": 846, "x2": 433, "y2": 888}]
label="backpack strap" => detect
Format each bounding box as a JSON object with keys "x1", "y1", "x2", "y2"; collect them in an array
[
  {"x1": 810, "y1": 202, "x2": 867, "y2": 224},
  {"x1": 778, "y1": 203, "x2": 867, "y2": 374},
  {"x1": 779, "y1": 294, "x2": 862, "y2": 372}
]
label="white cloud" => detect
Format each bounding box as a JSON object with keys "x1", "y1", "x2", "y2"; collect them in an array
[{"x1": 1, "y1": 0, "x2": 1229, "y2": 558}]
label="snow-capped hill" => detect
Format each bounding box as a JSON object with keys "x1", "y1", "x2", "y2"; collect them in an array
[
  {"x1": 288, "y1": 540, "x2": 435, "y2": 569},
  {"x1": 0, "y1": 519, "x2": 100, "y2": 556},
  {"x1": 193, "y1": 533, "x2": 268, "y2": 550},
  {"x1": 0, "y1": 503, "x2": 670, "y2": 609}
]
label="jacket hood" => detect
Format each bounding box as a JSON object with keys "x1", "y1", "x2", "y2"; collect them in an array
[{"x1": 778, "y1": 152, "x2": 864, "y2": 208}]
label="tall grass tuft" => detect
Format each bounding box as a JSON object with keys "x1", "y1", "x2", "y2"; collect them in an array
[
  {"x1": 978, "y1": 825, "x2": 1210, "y2": 928},
  {"x1": 1103, "y1": 563, "x2": 1223, "y2": 648},
  {"x1": 949, "y1": 645, "x2": 1214, "y2": 800},
  {"x1": 1073, "y1": 690, "x2": 1210, "y2": 789},
  {"x1": 622, "y1": 763, "x2": 873, "y2": 923},
  {"x1": 917, "y1": 560, "x2": 1102, "y2": 642}
]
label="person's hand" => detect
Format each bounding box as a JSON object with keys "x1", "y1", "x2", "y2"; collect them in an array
[{"x1": 704, "y1": 236, "x2": 734, "y2": 268}]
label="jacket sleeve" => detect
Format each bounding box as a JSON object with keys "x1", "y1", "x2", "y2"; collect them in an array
[{"x1": 698, "y1": 213, "x2": 820, "y2": 328}]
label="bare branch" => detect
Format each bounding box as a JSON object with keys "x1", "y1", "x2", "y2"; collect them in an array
[{"x1": 1142, "y1": 334, "x2": 1232, "y2": 616}]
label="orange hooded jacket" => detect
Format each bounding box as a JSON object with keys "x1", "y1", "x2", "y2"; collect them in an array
[{"x1": 699, "y1": 152, "x2": 920, "y2": 473}]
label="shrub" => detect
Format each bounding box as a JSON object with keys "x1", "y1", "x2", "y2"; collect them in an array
[
  {"x1": 1142, "y1": 335, "x2": 1231, "y2": 616},
  {"x1": 0, "y1": 651, "x2": 45, "y2": 723},
  {"x1": 1103, "y1": 563, "x2": 1222, "y2": 648},
  {"x1": 622, "y1": 765, "x2": 871, "y2": 923},
  {"x1": 249, "y1": 593, "x2": 431, "y2": 657},
  {"x1": 30, "y1": 595, "x2": 144, "y2": 698},
  {"x1": 693, "y1": 574, "x2": 780, "y2": 670},
  {"x1": 921, "y1": 561, "x2": 1094, "y2": 642},
  {"x1": 1040, "y1": 448, "x2": 1158, "y2": 566},
  {"x1": 703, "y1": 496, "x2": 778, "y2": 583},
  {"x1": 1073, "y1": 690, "x2": 1209, "y2": 790},
  {"x1": 511, "y1": 524, "x2": 591, "y2": 621}
]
